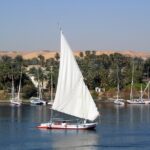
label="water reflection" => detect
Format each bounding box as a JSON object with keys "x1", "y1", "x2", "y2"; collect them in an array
[
  {"x1": 99, "y1": 102, "x2": 150, "y2": 133},
  {"x1": 99, "y1": 103, "x2": 150, "y2": 149},
  {"x1": 114, "y1": 105, "x2": 123, "y2": 125},
  {"x1": 128, "y1": 104, "x2": 150, "y2": 125},
  {"x1": 30, "y1": 105, "x2": 49, "y2": 122},
  {"x1": 1, "y1": 103, "x2": 150, "y2": 150},
  {"x1": 51, "y1": 130, "x2": 99, "y2": 150},
  {"x1": 11, "y1": 106, "x2": 21, "y2": 122}
]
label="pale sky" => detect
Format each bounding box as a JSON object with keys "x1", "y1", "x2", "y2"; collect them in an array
[{"x1": 0, "y1": 0, "x2": 150, "y2": 51}]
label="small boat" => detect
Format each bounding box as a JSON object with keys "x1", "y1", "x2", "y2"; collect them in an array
[
  {"x1": 127, "y1": 63, "x2": 145, "y2": 104},
  {"x1": 10, "y1": 70, "x2": 22, "y2": 106},
  {"x1": 30, "y1": 97, "x2": 46, "y2": 105},
  {"x1": 127, "y1": 87, "x2": 145, "y2": 104},
  {"x1": 114, "y1": 99, "x2": 124, "y2": 105},
  {"x1": 127, "y1": 99, "x2": 145, "y2": 104},
  {"x1": 10, "y1": 100, "x2": 21, "y2": 106},
  {"x1": 30, "y1": 69, "x2": 46, "y2": 105},
  {"x1": 38, "y1": 30, "x2": 100, "y2": 130}
]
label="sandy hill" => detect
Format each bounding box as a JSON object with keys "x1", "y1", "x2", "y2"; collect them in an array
[{"x1": 0, "y1": 50, "x2": 150, "y2": 60}]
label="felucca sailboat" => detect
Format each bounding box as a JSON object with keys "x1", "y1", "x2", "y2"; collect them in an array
[
  {"x1": 38, "y1": 31, "x2": 100, "y2": 130},
  {"x1": 10, "y1": 70, "x2": 22, "y2": 106},
  {"x1": 114, "y1": 66, "x2": 124, "y2": 105},
  {"x1": 127, "y1": 63, "x2": 145, "y2": 104},
  {"x1": 30, "y1": 68, "x2": 46, "y2": 105}
]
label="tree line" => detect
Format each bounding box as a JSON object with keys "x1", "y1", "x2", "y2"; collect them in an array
[{"x1": 0, "y1": 51, "x2": 149, "y2": 100}]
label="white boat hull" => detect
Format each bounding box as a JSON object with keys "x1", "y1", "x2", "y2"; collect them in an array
[
  {"x1": 48, "y1": 101, "x2": 53, "y2": 105},
  {"x1": 143, "y1": 99, "x2": 150, "y2": 104},
  {"x1": 30, "y1": 100, "x2": 46, "y2": 105},
  {"x1": 127, "y1": 99, "x2": 145, "y2": 104},
  {"x1": 10, "y1": 100, "x2": 21, "y2": 106},
  {"x1": 30, "y1": 97, "x2": 46, "y2": 105},
  {"x1": 114, "y1": 99, "x2": 125, "y2": 105},
  {"x1": 37, "y1": 122, "x2": 97, "y2": 130}
]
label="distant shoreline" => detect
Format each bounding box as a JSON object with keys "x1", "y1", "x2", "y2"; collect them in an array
[
  {"x1": 0, "y1": 50, "x2": 150, "y2": 59},
  {"x1": 0, "y1": 100, "x2": 30, "y2": 104}
]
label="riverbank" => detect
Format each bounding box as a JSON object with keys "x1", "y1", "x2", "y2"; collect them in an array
[{"x1": 0, "y1": 99, "x2": 30, "y2": 104}]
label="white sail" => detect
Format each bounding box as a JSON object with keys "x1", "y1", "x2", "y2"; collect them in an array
[{"x1": 52, "y1": 31, "x2": 99, "y2": 121}]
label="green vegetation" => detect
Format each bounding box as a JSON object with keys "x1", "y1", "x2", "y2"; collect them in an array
[{"x1": 0, "y1": 52, "x2": 149, "y2": 101}]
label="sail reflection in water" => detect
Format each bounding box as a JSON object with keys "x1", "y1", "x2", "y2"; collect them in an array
[{"x1": 51, "y1": 130, "x2": 98, "y2": 150}]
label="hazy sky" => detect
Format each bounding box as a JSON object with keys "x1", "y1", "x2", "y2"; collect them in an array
[{"x1": 0, "y1": 0, "x2": 150, "y2": 51}]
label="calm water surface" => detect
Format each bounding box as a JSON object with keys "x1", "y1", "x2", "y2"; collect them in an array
[{"x1": 0, "y1": 103, "x2": 150, "y2": 150}]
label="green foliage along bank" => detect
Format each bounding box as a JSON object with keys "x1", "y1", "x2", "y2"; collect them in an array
[{"x1": 0, "y1": 52, "x2": 149, "y2": 101}]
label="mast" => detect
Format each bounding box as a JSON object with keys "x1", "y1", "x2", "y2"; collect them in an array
[
  {"x1": 49, "y1": 66, "x2": 54, "y2": 122},
  {"x1": 116, "y1": 65, "x2": 119, "y2": 100},
  {"x1": 39, "y1": 86, "x2": 42, "y2": 99},
  {"x1": 130, "y1": 62, "x2": 134, "y2": 100},
  {"x1": 11, "y1": 75, "x2": 15, "y2": 101},
  {"x1": 17, "y1": 68, "x2": 22, "y2": 101},
  {"x1": 50, "y1": 66, "x2": 53, "y2": 102},
  {"x1": 148, "y1": 82, "x2": 150, "y2": 100},
  {"x1": 148, "y1": 67, "x2": 150, "y2": 100},
  {"x1": 140, "y1": 84, "x2": 143, "y2": 100},
  {"x1": 37, "y1": 67, "x2": 42, "y2": 99}
]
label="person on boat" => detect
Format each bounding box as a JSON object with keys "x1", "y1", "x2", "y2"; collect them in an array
[
  {"x1": 84, "y1": 120, "x2": 87, "y2": 124},
  {"x1": 62, "y1": 121, "x2": 67, "y2": 127}
]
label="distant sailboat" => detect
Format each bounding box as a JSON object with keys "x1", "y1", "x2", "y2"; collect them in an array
[
  {"x1": 10, "y1": 71, "x2": 22, "y2": 106},
  {"x1": 127, "y1": 63, "x2": 145, "y2": 104},
  {"x1": 114, "y1": 66, "x2": 124, "y2": 105},
  {"x1": 38, "y1": 30, "x2": 100, "y2": 130},
  {"x1": 30, "y1": 69, "x2": 46, "y2": 105}
]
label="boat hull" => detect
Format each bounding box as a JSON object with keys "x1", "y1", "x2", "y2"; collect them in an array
[
  {"x1": 10, "y1": 100, "x2": 21, "y2": 106},
  {"x1": 37, "y1": 122, "x2": 97, "y2": 130},
  {"x1": 30, "y1": 98, "x2": 46, "y2": 105},
  {"x1": 143, "y1": 99, "x2": 150, "y2": 104},
  {"x1": 114, "y1": 99, "x2": 125, "y2": 105},
  {"x1": 127, "y1": 99, "x2": 145, "y2": 104},
  {"x1": 48, "y1": 101, "x2": 53, "y2": 105}
]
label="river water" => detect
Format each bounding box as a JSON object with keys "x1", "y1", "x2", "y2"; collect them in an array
[{"x1": 0, "y1": 103, "x2": 150, "y2": 150}]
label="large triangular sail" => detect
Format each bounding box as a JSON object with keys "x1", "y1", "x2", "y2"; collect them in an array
[{"x1": 52, "y1": 31, "x2": 99, "y2": 121}]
